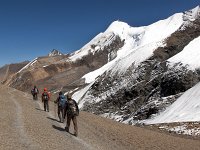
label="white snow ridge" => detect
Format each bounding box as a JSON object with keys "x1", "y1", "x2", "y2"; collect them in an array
[{"x1": 144, "y1": 82, "x2": 200, "y2": 124}]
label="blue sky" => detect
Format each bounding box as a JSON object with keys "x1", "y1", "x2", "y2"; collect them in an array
[{"x1": 0, "y1": 0, "x2": 199, "y2": 66}]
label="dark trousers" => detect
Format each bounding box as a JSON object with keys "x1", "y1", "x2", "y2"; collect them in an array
[
  {"x1": 58, "y1": 106, "x2": 65, "y2": 122},
  {"x1": 33, "y1": 94, "x2": 38, "y2": 100},
  {"x1": 65, "y1": 115, "x2": 78, "y2": 136},
  {"x1": 44, "y1": 100, "x2": 49, "y2": 112}
]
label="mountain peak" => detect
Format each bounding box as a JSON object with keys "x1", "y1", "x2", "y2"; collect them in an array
[
  {"x1": 48, "y1": 49, "x2": 63, "y2": 57},
  {"x1": 105, "y1": 20, "x2": 131, "y2": 35},
  {"x1": 183, "y1": 5, "x2": 200, "y2": 21}
]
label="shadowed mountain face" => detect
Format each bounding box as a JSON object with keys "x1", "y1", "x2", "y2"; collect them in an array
[{"x1": 1, "y1": 6, "x2": 200, "y2": 125}]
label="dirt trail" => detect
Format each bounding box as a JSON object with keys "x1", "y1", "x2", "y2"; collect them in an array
[{"x1": 1, "y1": 85, "x2": 200, "y2": 150}]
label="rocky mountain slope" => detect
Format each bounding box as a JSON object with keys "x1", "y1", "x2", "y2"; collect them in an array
[
  {"x1": 3, "y1": 32, "x2": 124, "y2": 93},
  {"x1": 0, "y1": 61, "x2": 29, "y2": 83},
  {"x1": 1, "y1": 6, "x2": 200, "y2": 126}
]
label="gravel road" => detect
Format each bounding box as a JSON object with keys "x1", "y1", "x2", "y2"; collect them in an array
[{"x1": 1, "y1": 85, "x2": 200, "y2": 150}]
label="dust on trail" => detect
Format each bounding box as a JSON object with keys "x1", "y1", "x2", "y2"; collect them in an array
[
  {"x1": 9, "y1": 90, "x2": 39, "y2": 149},
  {"x1": 0, "y1": 86, "x2": 39, "y2": 150},
  {"x1": 1, "y1": 85, "x2": 200, "y2": 150}
]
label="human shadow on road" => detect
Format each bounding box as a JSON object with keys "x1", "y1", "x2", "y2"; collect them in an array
[
  {"x1": 35, "y1": 108, "x2": 44, "y2": 111},
  {"x1": 52, "y1": 125, "x2": 75, "y2": 136},
  {"x1": 52, "y1": 125, "x2": 66, "y2": 132},
  {"x1": 47, "y1": 116, "x2": 59, "y2": 122}
]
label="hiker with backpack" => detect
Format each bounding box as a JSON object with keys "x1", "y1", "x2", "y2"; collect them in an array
[
  {"x1": 41, "y1": 88, "x2": 50, "y2": 112},
  {"x1": 54, "y1": 91, "x2": 66, "y2": 123},
  {"x1": 31, "y1": 85, "x2": 39, "y2": 100},
  {"x1": 65, "y1": 93, "x2": 79, "y2": 137}
]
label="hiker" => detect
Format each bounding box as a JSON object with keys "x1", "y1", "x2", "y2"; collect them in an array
[
  {"x1": 54, "y1": 91, "x2": 67, "y2": 123},
  {"x1": 31, "y1": 85, "x2": 39, "y2": 100},
  {"x1": 65, "y1": 94, "x2": 79, "y2": 136},
  {"x1": 41, "y1": 88, "x2": 50, "y2": 112}
]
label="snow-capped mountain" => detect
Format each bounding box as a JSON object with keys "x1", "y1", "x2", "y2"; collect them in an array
[
  {"x1": 73, "y1": 5, "x2": 200, "y2": 124},
  {"x1": 48, "y1": 49, "x2": 63, "y2": 57},
  {"x1": 2, "y1": 5, "x2": 200, "y2": 126}
]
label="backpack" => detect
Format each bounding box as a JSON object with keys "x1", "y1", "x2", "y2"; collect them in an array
[
  {"x1": 59, "y1": 95, "x2": 66, "y2": 108},
  {"x1": 31, "y1": 89, "x2": 34, "y2": 95},
  {"x1": 42, "y1": 92, "x2": 49, "y2": 101},
  {"x1": 34, "y1": 88, "x2": 38, "y2": 94},
  {"x1": 67, "y1": 100, "x2": 78, "y2": 116}
]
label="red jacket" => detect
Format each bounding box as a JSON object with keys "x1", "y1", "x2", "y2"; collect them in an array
[{"x1": 41, "y1": 91, "x2": 50, "y2": 101}]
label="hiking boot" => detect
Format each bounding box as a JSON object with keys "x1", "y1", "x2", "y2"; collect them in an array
[
  {"x1": 65, "y1": 127, "x2": 69, "y2": 132},
  {"x1": 74, "y1": 132, "x2": 78, "y2": 137}
]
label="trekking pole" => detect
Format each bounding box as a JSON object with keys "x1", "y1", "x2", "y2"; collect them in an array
[{"x1": 54, "y1": 103, "x2": 57, "y2": 119}]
